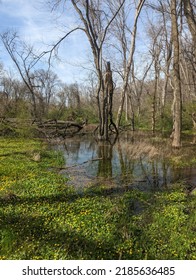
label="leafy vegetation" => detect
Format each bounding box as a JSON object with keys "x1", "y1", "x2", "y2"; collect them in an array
[{"x1": 0, "y1": 137, "x2": 195, "y2": 260}]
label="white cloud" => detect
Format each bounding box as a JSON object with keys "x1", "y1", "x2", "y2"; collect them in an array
[
  {"x1": 1, "y1": 1, "x2": 59, "y2": 43},
  {"x1": 0, "y1": 0, "x2": 90, "y2": 83}
]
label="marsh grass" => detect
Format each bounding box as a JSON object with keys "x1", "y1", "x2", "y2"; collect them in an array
[
  {"x1": 120, "y1": 133, "x2": 196, "y2": 168},
  {"x1": 0, "y1": 137, "x2": 195, "y2": 259}
]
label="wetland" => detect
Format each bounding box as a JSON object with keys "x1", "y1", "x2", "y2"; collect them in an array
[{"x1": 0, "y1": 132, "x2": 196, "y2": 259}]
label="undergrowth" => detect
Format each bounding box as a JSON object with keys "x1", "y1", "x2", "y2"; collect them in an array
[{"x1": 0, "y1": 137, "x2": 195, "y2": 260}]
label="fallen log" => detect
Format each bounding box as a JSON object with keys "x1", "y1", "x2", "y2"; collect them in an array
[
  {"x1": 34, "y1": 119, "x2": 87, "y2": 138},
  {"x1": 38, "y1": 121, "x2": 83, "y2": 129},
  {"x1": 0, "y1": 118, "x2": 87, "y2": 138}
]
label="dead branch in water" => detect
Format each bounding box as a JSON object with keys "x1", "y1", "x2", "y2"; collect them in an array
[{"x1": 52, "y1": 157, "x2": 103, "y2": 171}]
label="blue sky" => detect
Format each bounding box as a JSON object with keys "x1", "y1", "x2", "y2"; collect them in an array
[
  {"x1": 0, "y1": 0, "x2": 90, "y2": 83},
  {"x1": 0, "y1": 0, "x2": 154, "y2": 84}
]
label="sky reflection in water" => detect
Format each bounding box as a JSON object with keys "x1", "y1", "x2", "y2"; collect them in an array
[{"x1": 55, "y1": 133, "x2": 195, "y2": 191}]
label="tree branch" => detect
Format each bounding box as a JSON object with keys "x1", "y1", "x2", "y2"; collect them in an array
[{"x1": 39, "y1": 27, "x2": 84, "y2": 66}]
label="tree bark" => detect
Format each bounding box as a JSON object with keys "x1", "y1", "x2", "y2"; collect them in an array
[
  {"x1": 183, "y1": 0, "x2": 196, "y2": 53},
  {"x1": 170, "y1": 0, "x2": 182, "y2": 148}
]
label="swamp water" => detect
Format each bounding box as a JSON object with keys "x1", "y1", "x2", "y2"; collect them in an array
[{"x1": 55, "y1": 132, "x2": 196, "y2": 192}]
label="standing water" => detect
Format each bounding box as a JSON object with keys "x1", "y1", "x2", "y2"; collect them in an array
[{"x1": 55, "y1": 132, "x2": 196, "y2": 192}]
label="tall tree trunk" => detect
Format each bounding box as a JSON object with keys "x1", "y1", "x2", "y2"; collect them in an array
[
  {"x1": 170, "y1": 0, "x2": 182, "y2": 148},
  {"x1": 183, "y1": 0, "x2": 196, "y2": 55},
  {"x1": 116, "y1": 0, "x2": 145, "y2": 129},
  {"x1": 182, "y1": 0, "x2": 196, "y2": 93},
  {"x1": 152, "y1": 57, "x2": 159, "y2": 133}
]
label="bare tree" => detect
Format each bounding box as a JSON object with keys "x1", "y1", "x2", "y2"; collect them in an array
[
  {"x1": 69, "y1": 0, "x2": 125, "y2": 140},
  {"x1": 148, "y1": 27, "x2": 162, "y2": 133},
  {"x1": 116, "y1": 0, "x2": 145, "y2": 129},
  {"x1": 31, "y1": 69, "x2": 60, "y2": 116},
  {"x1": 181, "y1": 0, "x2": 196, "y2": 103},
  {"x1": 170, "y1": 0, "x2": 182, "y2": 148},
  {"x1": 0, "y1": 31, "x2": 42, "y2": 119},
  {"x1": 182, "y1": 0, "x2": 196, "y2": 57}
]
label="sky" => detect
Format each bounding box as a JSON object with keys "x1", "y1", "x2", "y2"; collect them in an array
[
  {"x1": 0, "y1": 0, "x2": 90, "y2": 83},
  {"x1": 0, "y1": 0, "x2": 155, "y2": 85}
]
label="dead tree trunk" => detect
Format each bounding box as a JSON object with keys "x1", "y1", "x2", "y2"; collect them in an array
[{"x1": 98, "y1": 62, "x2": 118, "y2": 141}]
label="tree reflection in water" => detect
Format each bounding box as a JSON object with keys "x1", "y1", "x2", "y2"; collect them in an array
[
  {"x1": 56, "y1": 133, "x2": 196, "y2": 190},
  {"x1": 97, "y1": 143, "x2": 113, "y2": 178}
]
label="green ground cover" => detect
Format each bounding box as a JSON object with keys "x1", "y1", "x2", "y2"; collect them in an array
[{"x1": 0, "y1": 137, "x2": 195, "y2": 259}]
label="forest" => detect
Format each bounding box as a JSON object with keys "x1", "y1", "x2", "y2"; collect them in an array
[{"x1": 0, "y1": 0, "x2": 196, "y2": 260}]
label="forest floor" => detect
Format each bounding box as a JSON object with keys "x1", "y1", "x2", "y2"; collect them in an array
[{"x1": 0, "y1": 136, "x2": 196, "y2": 259}]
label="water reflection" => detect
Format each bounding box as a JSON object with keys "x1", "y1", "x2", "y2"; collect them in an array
[
  {"x1": 97, "y1": 143, "x2": 113, "y2": 178},
  {"x1": 55, "y1": 133, "x2": 195, "y2": 191}
]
